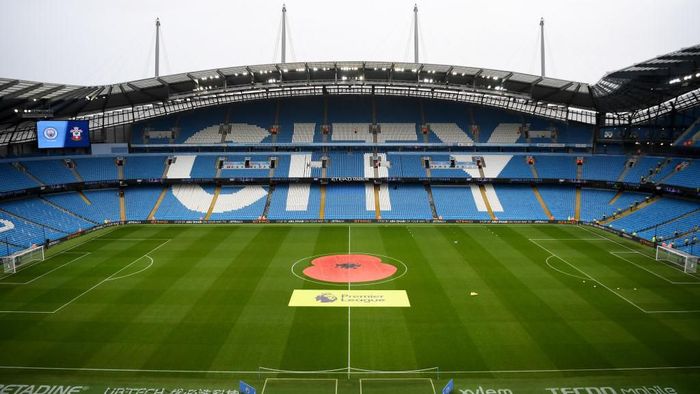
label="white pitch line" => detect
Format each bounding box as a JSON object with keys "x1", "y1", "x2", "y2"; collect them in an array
[
  {"x1": 0, "y1": 252, "x2": 91, "y2": 285},
  {"x1": 544, "y1": 255, "x2": 588, "y2": 281},
  {"x1": 347, "y1": 225, "x2": 351, "y2": 378},
  {"x1": 0, "y1": 364, "x2": 699, "y2": 375},
  {"x1": 529, "y1": 239, "x2": 649, "y2": 313},
  {"x1": 610, "y1": 252, "x2": 700, "y2": 285},
  {"x1": 261, "y1": 378, "x2": 338, "y2": 394},
  {"x1": 52, "y1": 239, "x2": 170, "y2": 314}
]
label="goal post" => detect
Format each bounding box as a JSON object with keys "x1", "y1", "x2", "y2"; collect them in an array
[
  {"x1": 1, "y1": 245, "x2": 45, "y2": 274},
  {"x1": 656, "y1": 245, "x2": 698, "y2": 273}
]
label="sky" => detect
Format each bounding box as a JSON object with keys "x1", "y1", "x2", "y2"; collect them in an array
[{"x1": 0, "y1": 0, "x2": 698, "y2": 86}]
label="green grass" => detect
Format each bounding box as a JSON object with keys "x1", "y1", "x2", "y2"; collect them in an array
[{"x1": 1, "y1": 224, "x2": 699, "y2": 393}]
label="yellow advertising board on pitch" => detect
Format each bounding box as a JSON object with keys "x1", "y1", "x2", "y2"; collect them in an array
[{"x1": 288, "y1": 290, "x2": 411, "y2": 307}]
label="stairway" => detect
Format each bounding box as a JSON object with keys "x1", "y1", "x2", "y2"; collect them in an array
[
  {"x1": 373, "y1": 184, "x2": 381, "y2": 220},
  {"x1": 574, "y1": 187, "x2": 581, "y2": 222},
  {"x1": 161, "y1": 158, "x2": 172, "y2": 179},
  {"x1": 608, "y1": 190, "x2": 624, "y2": 205},
  {"x1": 424, "y1": 184, "x2": 439, "y2": 220},
  {"x1": 13, "y1": 162, "x2": 44, "y2": 186},
  {"x1": 117, "y1": 163, "x2": 125, "y2": 181},
  {"x1": 40, "y1": 198, "x2": 98, "y2": 225},
  {"x1": 599, "y1": 196, "x2": 660, "y2": 225},
  {"x1": 319, "y1": 184, "x2": 326, "y2": 220},
  {"x1": 262, "y1": 184, "x2": 275, "y2": 219},
  {"x1": 478, "y1": 185, "x2": 497, "y2": 220},
  {"x1": 531, "y1": 186, "x2": 555, "y2": 221},
  {"x1": 119, "y1": 191, "x2": 126, "y2": 221},
  {"x1": 68, "y1": 161, "x2": 83, "y2": 183},
  {"x1": 204, "y1": 185, "x2": 222, "y2": 221},
  {"x1": 529, "y1": 162, "x2": 539, "y2": 179},
  {"x1": 616, "y1": 157, "x2": 636, "y2": 182},
  {"x1": 576, "y1": 164, "x2": 583, "y2": 180},
  {"x1": 148, "y1": 187, "x2": 169, "y2": 220}
]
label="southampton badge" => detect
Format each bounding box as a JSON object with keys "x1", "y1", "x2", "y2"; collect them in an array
[{"x1": 69, "y1": 126, "x2": 83, "y2": 141}]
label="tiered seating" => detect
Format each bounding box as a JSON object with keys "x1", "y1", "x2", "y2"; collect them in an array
[
  {"x1": 0, "y1": 211, "x2": 65, "y2": 251},
  {"x1": 638, "y1": 210, "x2": 700, "y2": 241},
  {"x1": 209, "y1": 186, "x2": 267, "y2": 220},
  {"x1": 175, "y1": 106, "x2": 227, "y2": 143},
  {"x1": 324, "y1": 184, "x2": 374, "y2": 220},
  {"x1": 648, "y1": 158, "x2": 684, "y2": 183},
  {"x1": 124, "y1": 156, "x2": 166, "y2": 179},
  {"x1": 579, "y1": 189, "x2": 649, "y2": 222},
  {"x1": 0, "y1": 163, "x2": 40, "y2": 192},
  {"x1": 268, "y1": 184, "x2": 320, "y2": 220},
  {"x1": 1, "y1": 199, "x2": 94, "y2": 234},
  {"x1": 431, "y1": 186, "x2": 490, "y2": 220},
  {"x1": 535, "y1": 156, "x2": 577, "y2": 179},
  {"x1": 493, "y1": 185, "x2": 548, "y2": 221},
  {"x1": 486, "y1": 123, "x2": 522, "y2": 144},
  {"x1": 609, "y1": 198, "x2": 700, "y2": 234},
  {"x1": 184, "y1": 125, "x2": 223, "y2": 144},
  {"x1": 124, "y1": 186, "x2": 162, "y2": 220},
  {"x1": 582, "y1": 156, "x2": 627, "y2": 182},
  {"x1": 191, "y1": 156, "x2": 218, "y2": 178},
  {"x1": 73, "y1": 158, "x2": 118, "y2": 182},
  {"x1": 387, "y1": 154, "x2": 426, "y2": 178},
  {"x1": 622, "y1": 157, "x2": 663, "y2": 184},
  {"x1": 21, "y1": 160, "x2": 76, "y2": 185},
  {"x1": 326, "y1": 152, "x2": 364, "y2": 177},
  {"x1": 166, "y1": 155, "x2": 196, "y2": 179},
  {"x1": 380, "y1": 185, "x2": 432, "y2": 220},
  {"x1": 430, "y1": 123, "x2": 473, "y2": 145},
  {"x1": 331, "y1": 123, "x2": 371, "y2": 142},
  {"x1": 292, "y1": 123, "x2": 316, "y2": 143},
  {"x1": 45, "y1": 190, "x2": 120, "y2": 224},
  {"x1": 664, "y1": 160, "x2": 700, "y2": 189},
  {"x1": 289, "y1": 154, "x2": 312, "y2": 178},
  {"x1": 155, "y1": 185, "x2": 213, "y2": 220},
  {"x1": 376, "y1": 124, "x2": 418, "y2": 143},
  {"x1": 219, "y1": 155, "x2": 271, "y2": 178},
  {"x1": 538, "y1": 186, "x2": 575, "y2": 220},
  {"x1": 225, "y1": 124, "x2": 270, "y2": 144},
  {"x1": 499, "y1": 156, "x2": 532, "y2": 178}
]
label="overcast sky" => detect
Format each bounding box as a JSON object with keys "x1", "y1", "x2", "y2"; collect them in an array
[{"x1": 1, "y1": 0, "x2": 698, "y2": 86}]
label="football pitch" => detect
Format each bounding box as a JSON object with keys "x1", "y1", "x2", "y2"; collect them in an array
[{"x1": 1, "y1": 223, "x2": 699, "y2": 394}]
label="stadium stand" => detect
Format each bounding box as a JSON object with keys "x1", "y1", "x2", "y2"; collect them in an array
[
  {"x1": 0, "y1": 163, "x2": 40, "y2": 192},
  {"x1": 21, "y1": 160, "x2": 77, "y2": 185}
]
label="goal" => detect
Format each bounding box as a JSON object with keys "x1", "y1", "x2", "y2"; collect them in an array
[
  {"x1": 1, "y1": 245, "x2": 45, "y2": 274},
  {"x1": 656, "y1": 245, "x2": 698, "y2": 273}
]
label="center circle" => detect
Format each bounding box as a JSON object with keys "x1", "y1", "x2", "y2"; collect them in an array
[
  {"x1": 291, "y1": 253, "x2": 407, "y2": 286},
  {"x1": 303, "y1": 254, "x2": 397, "y2": 283}
]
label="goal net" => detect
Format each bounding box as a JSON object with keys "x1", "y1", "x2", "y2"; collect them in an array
[
  {"x1": 1, "y1": 245, "x2": 45, "y2": 274},
  {"x1": 656, "y1": 245, "x2": 698, "y2": 273}
]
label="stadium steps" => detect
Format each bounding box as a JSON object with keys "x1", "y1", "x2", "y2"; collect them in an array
[
  {"x1": 424, "y1": 184, "x2": 439, "y2": 220},
  {"x1": 478, "y1": 185, "x2": 497, "y2": 220},
  {"x1": 68, "y1": 161, "x2": 83, "y2": 183},
  {"x1": 529, "y1": 163, "x2": 539, "y2": 179},
  {"x1": 637, "y1": 207, "x2": 700, "y2": 234},
  {"x1": 478, "y1": 166, "x2": 486, "y2": 178},
  {"x1": 647, "y1": 158, "x2": 672, "y2": 182},
  {"x1": 576, "y1": 163, "x2": 583, "y2": 180},
  {"x1": 657, "y1": 164, "x2": 688, "y2": 184},
  {"x1": 262, "y1": 184, "x2": 275, "y2": 219},
  {"x1": 319, "y1": 185, "x2": 326, "y2": 220},
  {"x1": 13, "y1": 162, "x2": 44, "y2": 186},
  {"x1": 0, "y1": 207, "x2": 66, "y2": 235},
  {"x1": 531, "y1": 186, "x2": 555, "y2": 221},
  {"x1": 148, "y1": 187, "x2": 169, "y2": 220},
  {"x1": 373, "y1": 184, "x2": 381, "y2": 219},
  {"x1": 574, "y1": 187, "x2": 582, "y2": 221},
  {"x1": 117, "y1": 164, "x2": 125, "y2": 181},
  {"x1": 617, "y1": 157, "x2": 636, "y2": 182},
  {"x1": 608, "y1": 190, "x2": 624, "y2": 205},
  {"x1": 599, "y1": 196, "x2": 660, "y2": 225},
  {"x1": 39, "y1": 197, "x2": 99, "y2": 225},
  {"x1": 119, "y1": 191, "x2": 126, "y2": 222},
  {"x1": 204, "y1": 185, "x2": 222, "y2": 221},
  {"x1": 78, "y1": 191, "x2": 92, "y2": 205}
]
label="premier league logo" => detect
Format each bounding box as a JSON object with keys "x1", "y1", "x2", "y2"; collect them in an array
[
  {"x1": 315, "y1": 293, "x2": 338, "y2": 303},
  {"x1": 69, "y1": 126, "x2": 83, "y2": 142},
  {"x1": 43, "y1": 127, "x2": 58, "y2": 140}
]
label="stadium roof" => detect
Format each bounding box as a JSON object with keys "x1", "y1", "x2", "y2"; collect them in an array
[{"x1": 0, "y1": 45, "x2": 698, "y2": 131}]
